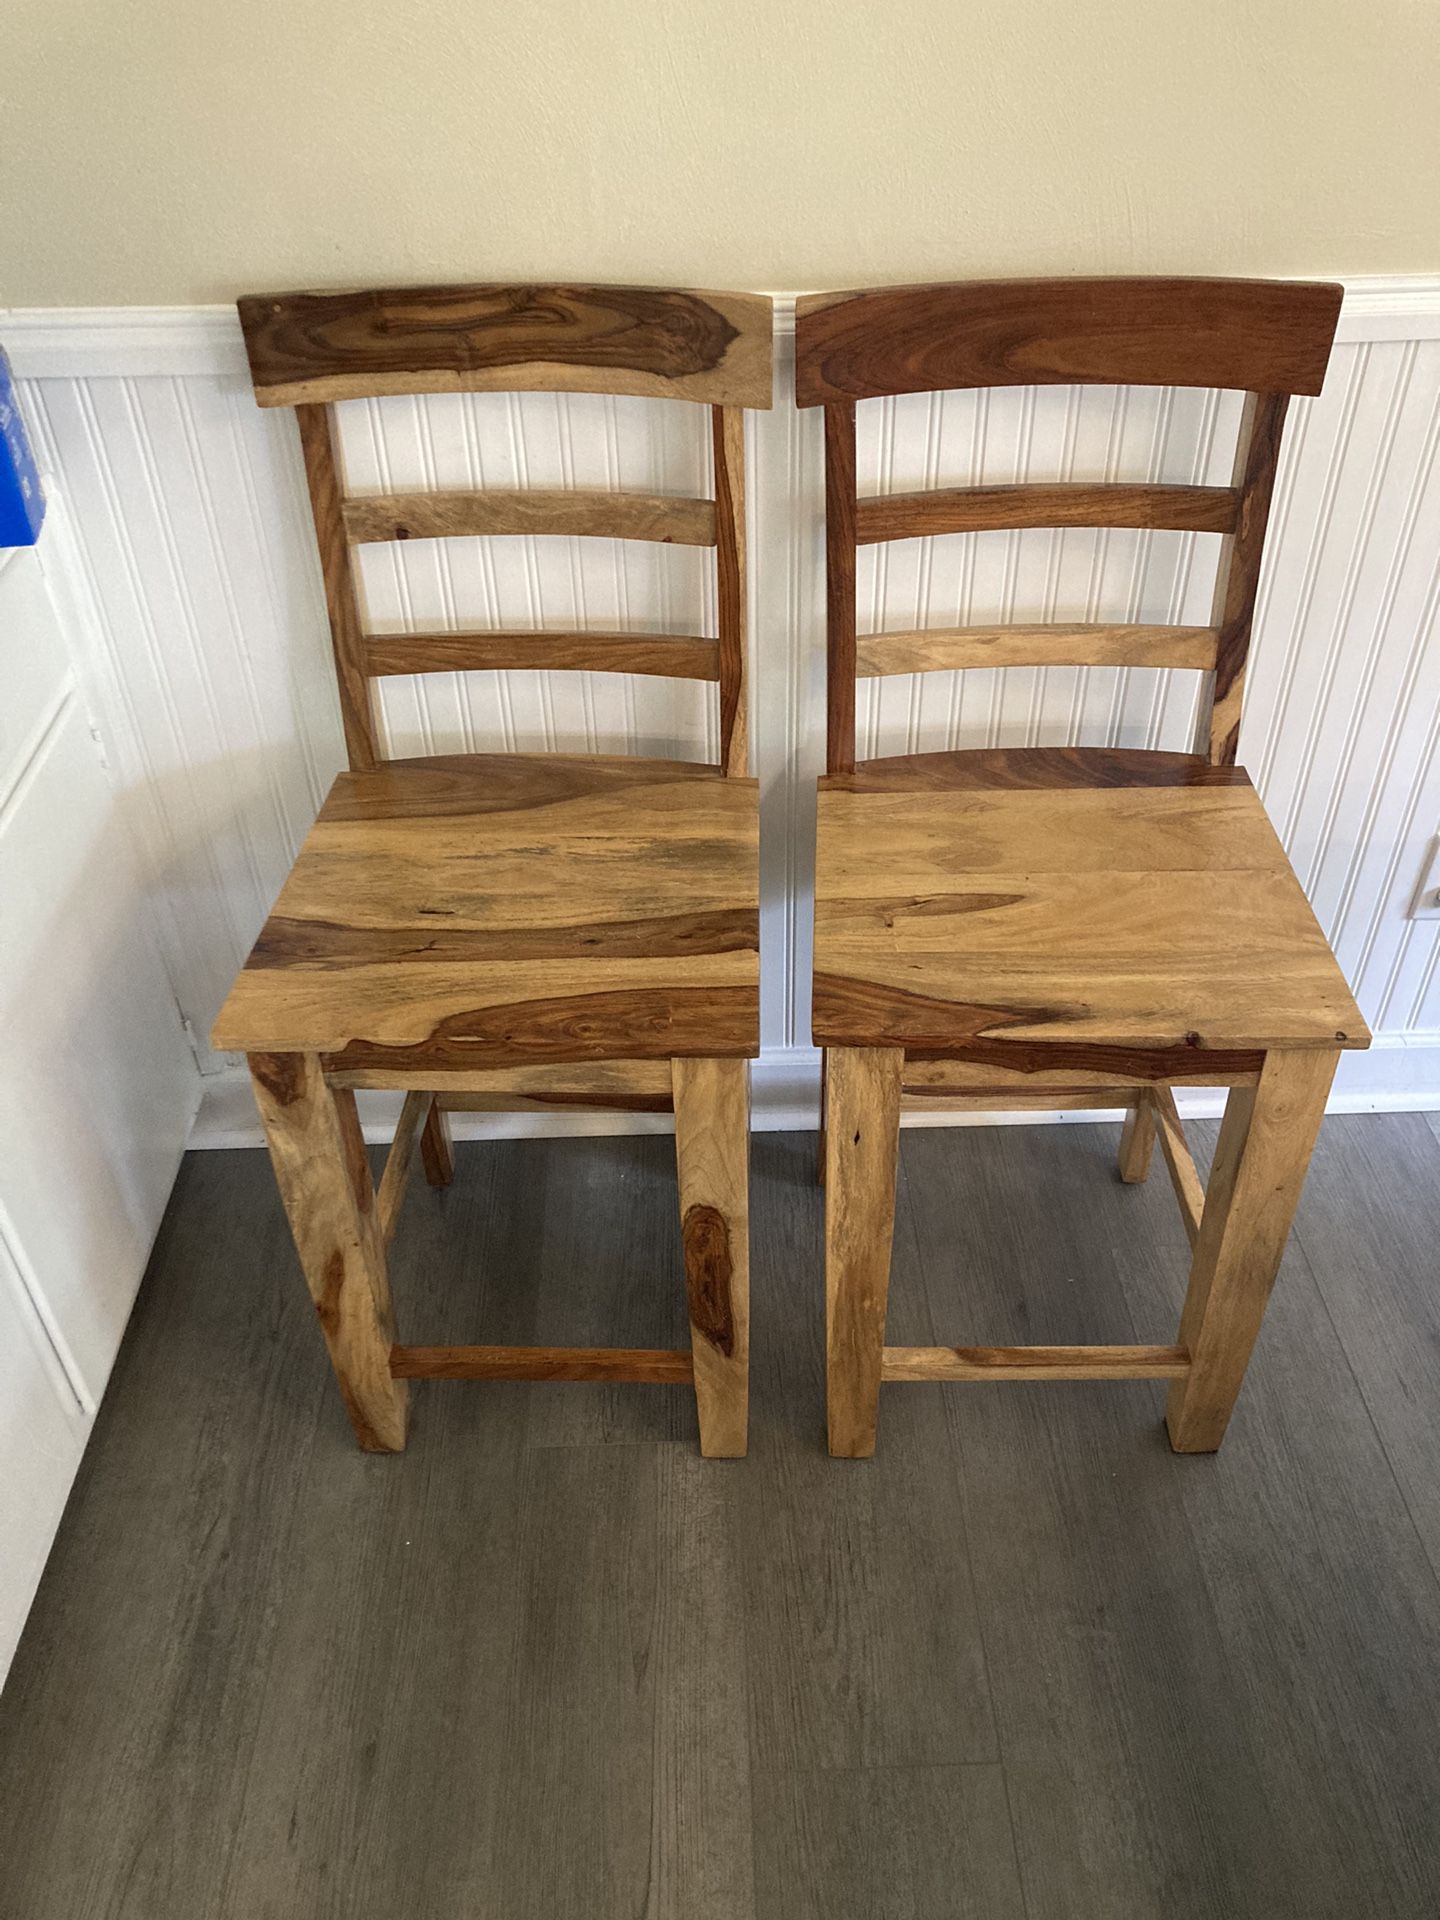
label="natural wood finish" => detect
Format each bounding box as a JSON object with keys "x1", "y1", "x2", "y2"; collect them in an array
[
  {"x1": 377, "y1": 1089, "x2": 430, "y2": 1245},
  {"x1": 813, "y1": 751, "x2": 1369, "y2": 1057},
  {"x1": 900, "y1": 1055, "x2": 1257, "y2": 1093},
  {"x1": 211, "y1": 754, "x2": 760, "y2": 1067},
  {"x1": 794, "y1": 277, "x2": 1343, "y2": 405},
  {"x1": 836, "y1": 744, "x2": 1250, "y2": 791},
  {"x1": 343, "y1": 487, "x2": 717, "y2": 548},
  {"x1": 712, "y1": 406, "x2": 749, "y2": 777},
  {"x1": 240, "y1": 282, "x2": 775, "y2": 409},
  {"x1": 1204, "y1": 391, "x2": 1289, "y2": 765},
  {"x1": 673, "y1": 1057, "x2": 750, "y2": 1456},
  {"x1": 856, "y1": 623, "x2": 1218, "y2": 678},
  {"x1": 1117, "y1": 1090, "x2": 1158, "y2": 1182},
  {"x1": 248, "y1": 1050, "x2": 407, "y2": 1450},
  {"x1": 881, "y1": 1344, "x2": 1191, "y2": 1382},
  {"x1": 855, "y1": 481, "x2": 1239, "y2": 543},
  {"x1": 419, "y1": 1097, "x2": 454, "y2": 1187},
  {"x1": 1167, "y1": 1049, "x2": 1338, "y2": 1451},
  {"x1": 388, "y1": 1344, "x2": 694, "y2": 1382},
  {"x1": 1153, "y1": 1086, "x2": 1206, "y2": 1246},
  {"x1": 904, "y1": 1088, "x2": 1155, "y2": 1112},
  {"x1": 825, "y1": 1047, "x2": 903, "y2": 1456},
  {"x1": 365, "y1": 630, "x2": 719, "y2": 681},
  {"x1": 824, "y1": 402, "x2": 858, "y2": 774},
  {"x1": 332, "y1": 1060, "x2": 676, "y2": 1106},
  {"x1": 294, "y1": 403, "x2": 377, "y2": 771}
]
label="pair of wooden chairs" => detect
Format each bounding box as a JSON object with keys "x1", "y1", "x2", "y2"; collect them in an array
[{"x1": 212, "y1": 276, "x2": 1367, "y2": 1464}]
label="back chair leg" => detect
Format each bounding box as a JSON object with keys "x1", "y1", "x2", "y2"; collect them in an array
[
  {"x1": 824, "y1": 1046, "x2": 903, "y2": 1457},
  {"x1": 249, "y1": 1050, "x2": 409, "y2": 1453},
  {"x1": 420, "y1": 1098, "x2": 455, "y2": 1187},
  {"x1": 1167, "y1": 1049, "x2": 1338, "y2": 1453},
  {"x1": 673, "y1": 1057, "x2": 751, "y2": 1458},
  {"x1": 1118, "y1": 1089, "x2": 1158, "y2": 1183}
]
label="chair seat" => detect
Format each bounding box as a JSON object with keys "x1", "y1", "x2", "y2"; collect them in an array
[
  {"x1": 813, "y1": 745, "x2": 1369, "y2": 1071},
  {"x1": 213, "y1": 753, "x2": 759, "y2": 1070}
]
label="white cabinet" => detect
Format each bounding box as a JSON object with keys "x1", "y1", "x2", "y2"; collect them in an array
[{"x1": 0, "y1": 534, "x2": 199, "y2": 1681}]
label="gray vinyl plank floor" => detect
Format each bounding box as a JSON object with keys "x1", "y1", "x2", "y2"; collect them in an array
[{"x1": 2, "y1": 1116, "x2": 1440, "y2": 1918}]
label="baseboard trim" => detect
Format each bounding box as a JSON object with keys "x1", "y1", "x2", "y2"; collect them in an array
[
  {"x1": 7, "y1": 277, "x2": 1440, "y2": 381},
  {"x1": 189, "y1": 1034, "x2": 1440, "y2": 1149}
]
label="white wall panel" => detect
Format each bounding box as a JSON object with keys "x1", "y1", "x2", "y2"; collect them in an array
[{"x1": 7, "y1": 283, "x2": 1440, "y2": 1114}]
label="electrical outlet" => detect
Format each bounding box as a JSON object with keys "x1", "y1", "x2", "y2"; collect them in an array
[{"x1": 1409, "y1": 835, "x2": 1440, "y2": 920}]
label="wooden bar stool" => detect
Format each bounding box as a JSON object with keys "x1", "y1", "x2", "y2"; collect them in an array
[
  {"x1": 212, "y1": 283, "x2": 772, "y2": 1456},
  {"x1": 797, "y1": 277, "x2": 1370, "y2": 1458}
]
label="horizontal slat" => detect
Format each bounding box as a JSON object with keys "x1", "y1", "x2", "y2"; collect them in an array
[
  {"x1": 389, "y1": 1344, "x2": 694, "y2": 1382},
  {"x1": 855, "y1": 482, "x2": 1239, "y2": 542},
  {"x1": 1153, "y1": 1087, "x2": 1207, "y2": 1247},
  {"x1": 899, "y1": 1057, "x2": 1258, "y2": 1092},
  {"x1": 881, "y1": 1344, "x2": 1192, "y2": 1382},
  {"x1": 342, "y1": 488, "x2": 717, "y2": 546},
  {"x1": 239, "y1": 282, "x2": 775, "y2": 409},
  {"x1": 328, "y1": 1061, "x2": 682, "y2": 1097},
  {"x1": 366, "y1": 631, "x2": 720, "y2": 681},
  {"x1": 901, "y1": 1088, "x2": 1134, "y2": 1111},
  {"x1": 856, "y1": 624, "x2": 1219, "y2": 677}
]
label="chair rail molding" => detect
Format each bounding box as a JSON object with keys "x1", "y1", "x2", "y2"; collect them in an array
[{"x1": 5, "y1": 274, "x2": 1440, "y2": 1140}]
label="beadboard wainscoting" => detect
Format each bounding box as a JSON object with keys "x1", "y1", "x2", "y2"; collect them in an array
[{"x1": 6, "y1": 281, "x2": 1440, "y2": 1139}]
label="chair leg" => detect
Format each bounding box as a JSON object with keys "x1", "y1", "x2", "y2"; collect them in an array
[
  {"x1": 1166, "y1": 1049, "x2": 1337, "y2": 1454},
  {"x1": 672, "y1": 1057, "x2": 750, "y2": 1458},
  {"x1": 816, "y1": 1048, "x2": 829, "y2": 1186},
  {"x1": 249, "y1": 1050, "x2": 408, "y2": 1452},
  {"x1": 825, "y1": 1046, "x2": 903, "y2": 1458},
  {"x1": 420, "y1": 1097, "x2": 455, "y2": 1187},
  {"x1": 1118, "y1": 1089, "x2": 1158, "y2": 1182}
]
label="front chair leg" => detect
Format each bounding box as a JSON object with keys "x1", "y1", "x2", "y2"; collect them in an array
[
  {"x1": 249, "y1": 1051, "x2": 408, "y2": 1452},
  {"x1": 1118, "y1": 1089, "x2": 1158, "y2": 1182},
  {"x1": 825, "y1": 1046, "x2": 903, "y2": 1457},
  {"x1": 1166, "y1": 1049, "x2": 1337, "y2": 1453},
  {"x1": 672, "y1": 1057, "x2": 750, "y2": 1457}
]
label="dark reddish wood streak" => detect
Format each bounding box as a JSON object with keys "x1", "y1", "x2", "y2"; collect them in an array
[
  {"x1": 824, "y1": 401, "x2": 858, "y2": 775},
  {"x1": 251, "y1": 908, "x2": 757, "y2": 968},
  {"x1": 1210, "y1": 392, "x2": 1289, "y2": 766},
  {"x1": 389, "y1": 1344, "x2": 694, "y2": 1382},
  {"x1": 681, "y1": 1203, "x2": 736, "y2": 1357},
  {"x1": 824, "y1": 746, "x2": 1253, "y2": 792},
  {"x1": 712, "y1": 406, "x2": 745, "y2": 775},
  {"x1": 322, "y1": 985, "x2": 759, "y2": 1073},
  {"x1": 294, "y1": 404, "x2": 377, "y2": 771},
  {"x1": 794, "y1": 278, "x2": 1343, "y2": 406},
  {"x1": 246, "y1": 1049, "x2": 307, "y2": 1106},
  {"x1": 365, "y1": 631, "x2": 721, "y2": 682},
  {"x1": 419, "y1": 1100, "x2": 454, "y2": 1186},
  {"x1": 855, "y1": 482, "x2": 1241, "y2": 544},
  {"x1": 318, "y1": 752, "x2": 724, "y2": 822},
  {"x1": 812, "y1": 973, "x2": 1266, "y2": 1075},
  {"x1": 241, "y1": 284, "x2": 744, "y2": 395}
]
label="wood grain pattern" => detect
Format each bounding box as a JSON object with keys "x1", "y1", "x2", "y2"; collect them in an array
[
  {"x1": 211, "y1": 754, "x2": 759, "y2": 1066},
  {"x1": 854, "y1": 481, "x2": 1239, "y2": 543},
  {"x1": 813, "y1": 754, "x2": 1369, "y2": 1056},
  {"x1": 712, "y1": 405, "x2": 749, "y2": 777},
  {"x1": 376, "y1": 1088, "x2": 429, "y2": 1244},
  {"x1": 1167, "y1": 1049, "x2": 1338, "y2": 1451},
  {"x1": 294, "y1": 403, "x2": 377, "y2": 771},
  {"x1": 830, "y1": 745, "x2": 1250, "y2": 791},
  {"x1": 1116, "y1": 1090, "x2": 1158, "y2": 1182},
  {"x1": 881, "y1": 1344, "x2": 1191, "y2": 1382},
  {"x1": 825, "y1": 1047, "x2": 903, "y2": 1457},
  {"x1": 1153, "y1": 1085, "x2": 1206, "y2": 1246},
  {"x1": 419, "y1": 1096, "x2": 454, "y2": 1186},
  {"x1": 365, "y1": 630, "x2": 720, "y2": 681},
  {"x1": 900, "y1": 1057, "x2": 1257, "y2": 1093},
  {"x1": 1205, "y1": 391, "x2": 1289, "y2": 765},
  {"x1": 342, "y1": 487, "x2": 717, "y2": 547},
  {"x1": 856, "y1": 624, "x2": 1218, "y2": 677},
  {"x1": 240, "y1": 282, "x2": 775, "y2": 408},
  {"x1": 388, "y1": 1344, "x2": 694, "y2": 1382},
  {"x1": 795, "y1": 277, "x2": 1342, "y2": 405},
  {"x1": 332, "y1": 1060, "x2": 676, "y2": 1105},
  {"x1": 673, "y1": 1056, "x2": 750, "y2": 1455},
  {"x1": 824, "y1": 401, "x2": 858, "y2": 775},
  {"x1": 248, "y1": 1049, "x2": 408, "y2": 1450}
]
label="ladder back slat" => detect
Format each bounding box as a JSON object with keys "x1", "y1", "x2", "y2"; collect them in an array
[
  {"x1": 342, "y1": 488, "x2": 718, "y2": 548},
  {"x1": 855, "y1": 481, "x2": 1239, "y2": 544},
  {"x1": 365, "y1": 631, "x2": 721, "y2": 681},
  {"x1": 856, "y1": 624, "x2": 1220, "y2": 677}
]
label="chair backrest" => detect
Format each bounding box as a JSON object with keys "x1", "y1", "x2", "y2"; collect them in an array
[
  {"x1": 794, "y1": 277, "x2": 1342, "y2": 773},
  {"x1": 239, "y1": 282, "x2": 775, "y2": 775}
]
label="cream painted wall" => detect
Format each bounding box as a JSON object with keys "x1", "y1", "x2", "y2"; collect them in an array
[{"x1": 3, "y1": 0, "x2": 1437, "y2": 305}]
